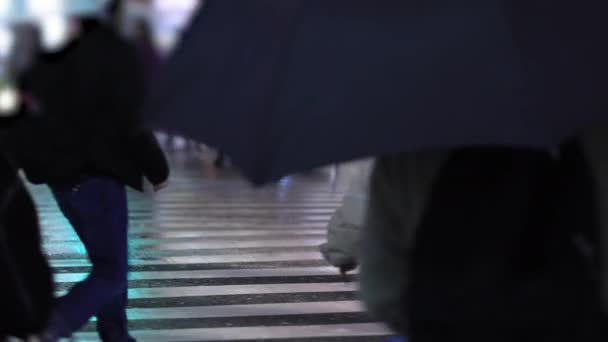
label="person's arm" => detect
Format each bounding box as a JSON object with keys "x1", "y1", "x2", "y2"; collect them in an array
[
  {"x1": 130, "y1": 130, "x2": 170, "y2": 189},
  {"x1": 100, "y1": 29, "x2": 170, "y2": 189}
]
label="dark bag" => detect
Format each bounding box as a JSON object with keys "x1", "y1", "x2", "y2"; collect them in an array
[{"x1": 0, "y1": 156, "x2": 53, "y2": 339}]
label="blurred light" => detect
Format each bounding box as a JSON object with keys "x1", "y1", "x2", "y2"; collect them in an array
[
  {"x1": 38, "y1": 15, "x2": 70, "y2": 52},
  {"x1": 152, "y1": 0, "x2": 199, "y2": 30},
  {"x1": 27, "y1": 0, "x2": 65, "y2": 17},
  {"x1": 173, "y1": 136, "x2": 187, "y2": 150},
  {"x1": 66, "y1": 0, "x2": 108, "y2": 17},
  {"x1": 2, "y1": 0, "x2": 107, "y2": 24},
  {"x1": 0, "y1": 0, "x2": 11, "y2": 17},
  {"x1": 148, "y1": 0, "x2": 200, "y2": 53},
  {"x1": 154, "y1": 0, "x2": 198, "y2": 12},
  {"x1": 0, "y1": 24, "x2": 14, "y2": 57},
  {"x1": 0, "y1": 85, "x2": 18, "y2": 115}
]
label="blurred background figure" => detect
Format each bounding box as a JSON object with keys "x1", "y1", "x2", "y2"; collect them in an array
[
  {"x1": 120, "y1": 0, "x2": 203, "y2": 152},
  {"x1": 132, "y1": 17, "x2": 160, "y2": 84},
  {"x1": 213, "y1": 149, "x2": 226, "y2": 168},
  {"x1": 0, "y1": 20, "x2": 19, "y2": 117},
  {"x1": 7, "y1": 23, "x2": 37, "y2": 78}
]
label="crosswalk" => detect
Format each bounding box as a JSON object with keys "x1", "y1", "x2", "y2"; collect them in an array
[{"x1": 30, "y1": 154, "x2": 392, "y2": 341}]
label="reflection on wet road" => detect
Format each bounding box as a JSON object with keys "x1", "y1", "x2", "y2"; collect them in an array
[{"x1": 30, "y1": 151, "x2": 391, "y2": 341}]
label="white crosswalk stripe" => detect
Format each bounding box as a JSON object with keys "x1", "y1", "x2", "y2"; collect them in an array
[
  {"x1": 54, "y1": 267, "x2": 355, "y2": 283},
  {"x1": 75, "y1": 324, "x2": 392, "y2": 342},
  {"x1": 124, "y1": 301, "x2": 367, "y2": 320},
  {"x1": 31, "y1": 154, "x2": 392, "y2": 341}
]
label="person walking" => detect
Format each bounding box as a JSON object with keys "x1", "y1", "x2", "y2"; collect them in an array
[
  {"x1": 2, "y1": 12, "x2": 169, "y2": 342},
  {"x1": 361, "y1": 145, "x2": 606, "y2": 341}
]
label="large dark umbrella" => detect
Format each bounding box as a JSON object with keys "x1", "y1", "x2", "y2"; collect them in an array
[{"x1": 148, "y1": 0, "x2": 608, "y2": 185}]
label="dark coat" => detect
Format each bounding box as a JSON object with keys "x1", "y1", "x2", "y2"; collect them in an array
[
  {"x1": 0, "y1": 154, "x2": 53, "y2": 338},
  {"x1": 361, "y1": 144, "x2": 606, "y2": 340},
  {"x1": 406, "y1": 145, "x2": 605, "y2": 341},
  {"x1": 3, "y1": 20, "x2": 168, "y2": 191}
]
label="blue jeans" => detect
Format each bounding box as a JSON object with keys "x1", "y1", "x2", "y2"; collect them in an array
[{"x1": 48, "y1": 177, "x2": 133, "y2": 341}]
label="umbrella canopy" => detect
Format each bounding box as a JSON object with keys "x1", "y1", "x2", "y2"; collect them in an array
[{"x1": 148, "y1": 0, "x2": 608, "y2": 185}]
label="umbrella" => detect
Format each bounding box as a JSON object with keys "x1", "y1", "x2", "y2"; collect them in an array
[{"x1": 148, "y1": 0, "x2": 608, "y2": 185}]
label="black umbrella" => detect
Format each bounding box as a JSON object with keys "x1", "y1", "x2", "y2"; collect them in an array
[{"x1": 148, "y1": 0, "x2": 608, "y2": 185}]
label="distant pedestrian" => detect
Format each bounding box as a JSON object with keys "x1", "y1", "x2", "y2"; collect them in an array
[{"x1": 214, "y1": 150, "x2": 226, "y2": 168}]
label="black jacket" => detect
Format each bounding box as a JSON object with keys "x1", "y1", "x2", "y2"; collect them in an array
[
  {"x1": 0, "y1": 154, "x2": 53, "y2": 338},
  {"x1": 3, "y1": 20, "x2": 168, "y2": 191},
  {"x1": 406, "y1": 145, "x2": 605, "y2": 341}
]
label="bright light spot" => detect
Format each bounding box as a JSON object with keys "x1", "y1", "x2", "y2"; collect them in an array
[
  {"x1": 154, "y1": 0, "x2": 198, "y2": 12},
  {"x1": 152, "y1": 0, "x2": 200, "y2": 31},
  {"x1": 27, "y1": 0, "x2": 65, "y2": 17},
  {"x1": 172, "y1": 136, "x2": 187, "y2": 150},
  {"x1": 148, "y1": 0, "x2": 201, "y2": 53},
  {"x1": 154, "y1": 30, "x2": 178, "y2": 53},
  {"x1": 0, "y1": 25, "x2": 14, "y2": 57},
  {"x1": 38, "y1": 15, "x2": 69, "y2": 52},
  {"x1": 279, "y1": 177, "x2": 292, "y2": 187},
  {"x1": 0, "y1": 0, "x2": 11, "y2": 17},
  {"x1": 0, "y1": 85, "x2": 19, "y2": 115}
]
